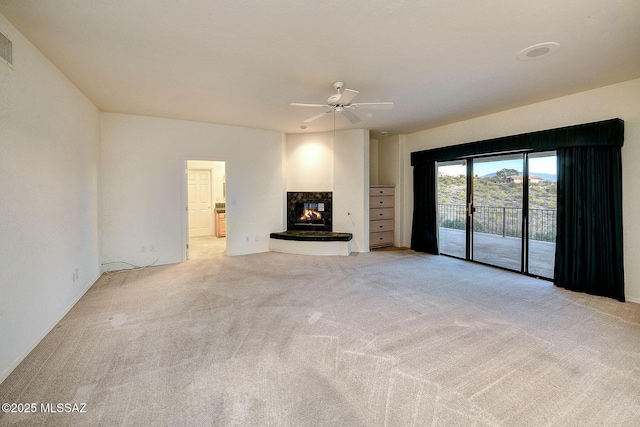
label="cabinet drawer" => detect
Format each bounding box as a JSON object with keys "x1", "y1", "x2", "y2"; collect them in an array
[
  {"x1": 370, "y1": 207, "x2": 394, "y2": 220},
  {"x1": 370, "y1": 231, "x2": 394, "y2": 247},
  {"x1": 370, "y1": 219, "x2": 393, "y2": 232},
  {"x1": 369, "y1": 186, "x2": 395, "y2": 197},
  {"x1": 370, "y1": 196, "x2": 394, "y2": 208}
]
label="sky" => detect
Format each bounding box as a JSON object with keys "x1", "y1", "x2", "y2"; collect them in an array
[{"x1": 439, "y1": 154, "x2": 557, "y2": 177}]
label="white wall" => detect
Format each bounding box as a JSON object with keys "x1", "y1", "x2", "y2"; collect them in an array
[
  {"x1": 101, "y1": 113, "x2": 284, "y2": 263},
  {"x1": 395, "y1": 78, "x2": 640, "y2": 302},
  {"x1": 284, "y1": 130, "x2": 370, "y2": 252},
  {"x1": 370, "y1": 138, "x2": 379, "y2": 185},
  {"x1": 378, "y1": 135, "x2": 401, "y2": 186},
  {"x1": 333, "y1": 129, "x2": 370, "y2": 252},
  {"x1": 285, "y1": 132, "x2": 333, "y2": 191},
  {"x1": 377, "y1": 135, "x2": 402, "y2": 246},
  {"x1": 0, "y1": 14, "x2": 101, "y2": 382}
]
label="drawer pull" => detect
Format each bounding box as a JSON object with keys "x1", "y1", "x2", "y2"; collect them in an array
[
  {"x1": 379, "y1": 190, "x2": 383, "y2": 194},
  {"x1": 379, "y1": 225, "x2": 383, "y2": 228},
  {"x1": 379, "y1": 213, "x2": 383, "y2": 216},
  {"x1": 379, "y1": 201, "x2": 383, "y2": 204},
  {"x1": 379, "y1": 237, "x2": 384, "y2": 240}
]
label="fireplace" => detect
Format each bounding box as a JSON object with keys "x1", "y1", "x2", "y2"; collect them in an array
[
  {"x1": 287, "y1": 192, "x2": 332, "y2": 232},
  {"x1": 271, "y1": 191, "x2": 351, "y2": 254}
]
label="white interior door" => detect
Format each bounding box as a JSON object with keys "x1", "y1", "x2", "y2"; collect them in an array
[{"x1": 188, "y1": 169, "x2": 212, "y2": 237}]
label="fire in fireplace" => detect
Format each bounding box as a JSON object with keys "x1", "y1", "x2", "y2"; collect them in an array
[{"x1": 296, "y1": 202, "x2": 324, "y2": 226}]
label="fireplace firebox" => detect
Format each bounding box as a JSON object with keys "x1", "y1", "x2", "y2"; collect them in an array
[
  {"x1": 295, "y1": 202, "x2": 325, "y2": 227},
  {"x1": 287, "y1": 192, "x2": 332, "y2": 232}
]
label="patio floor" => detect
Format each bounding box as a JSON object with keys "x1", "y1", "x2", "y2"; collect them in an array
[{"x1": 438, "y1": 227, "x2": 555, "y2": 279}]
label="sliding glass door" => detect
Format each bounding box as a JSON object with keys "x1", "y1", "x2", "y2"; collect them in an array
[
  {"x1": 526, "y1": 152, "x2": 557, "y2": 278},
  {"x1": 437, "y1": 151, "x2": 557, "y2": 279},
  {"x1": 471, "y1": 154, "x2": 524, "y2": 271},
  {"x1": 437, "y1": 160, "x2": 467, "y2": 259}
]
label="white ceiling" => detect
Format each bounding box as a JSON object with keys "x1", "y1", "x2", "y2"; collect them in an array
[{"x1": 1, "y1": 0, "x2": 639, "y2": 136}]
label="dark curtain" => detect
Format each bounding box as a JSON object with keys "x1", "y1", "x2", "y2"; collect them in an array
[
  {"x1": 411, "y1": 161, "x2": 439, "y2": 254},
  {"x1": 411, "y1": 119, "x2": 623, "y2": 165},
  {"x1": 555, "y1": 147, "x2": 625, "y2": 301}
]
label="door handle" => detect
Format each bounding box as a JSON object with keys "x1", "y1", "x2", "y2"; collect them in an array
[{"x1": 467, "y1": 203, "x2": 476, "y2": 216}]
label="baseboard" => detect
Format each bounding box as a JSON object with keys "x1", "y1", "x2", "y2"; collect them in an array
[
  {"x1": 0, "y1": 272, "x2": 102, "y2": 384},
  {"x1": 626, "y1": 295, "x2": 640, "y2": 304}
]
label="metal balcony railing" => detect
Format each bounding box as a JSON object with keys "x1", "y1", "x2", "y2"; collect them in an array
[{"x1": 438, "y1": 204, "x2": 556, "y2": 242}]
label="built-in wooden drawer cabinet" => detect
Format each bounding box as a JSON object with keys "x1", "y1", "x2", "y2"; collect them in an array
[
  {"x1": 370, "y1": 185, "x2": 395, "y2": 249},
  {"x1": 370, "y1": 231, "x2": 394, "y2": 247},
  {"x1": 370, "y1": 207, "x2": 394, "y2": 220},
  {"x1": 370, "y1": 219, "x2": 393, "y2": 233},
  {"x1": 369, "y1": 186, "x2": 395, "y2": 197},
  {"x1": 370, "y1": 195, "x2": 394, "y2": 208}
]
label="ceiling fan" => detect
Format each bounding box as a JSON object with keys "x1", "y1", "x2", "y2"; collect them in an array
[{"x1": 290, "y1": 81, "x2": 393, "y2": 124}]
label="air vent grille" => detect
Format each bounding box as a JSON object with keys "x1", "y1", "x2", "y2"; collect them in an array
[{"x1": 0, "y1": 31, "x2": 13, "y2": 65}]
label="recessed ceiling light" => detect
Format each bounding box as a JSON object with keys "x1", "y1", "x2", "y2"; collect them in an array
[
  {"x1": 517, "y1": 42, "x2": 560, "y2": 61},
  {"x1": 300, "y1": 125, "x2": 307, "y2": 130},
  {"x1": 379, "y1": 131, "x2": 388, "y2": 136}
]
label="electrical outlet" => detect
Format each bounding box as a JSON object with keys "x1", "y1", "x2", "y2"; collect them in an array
[
  {"x1": 75, "y1": 268, "x2": 79, "y2": 281},
  {"x1": 141, "y1": 245, "x2": 147, "y2": 253},
  {"x1": 245, "y1": 236, "x2": 249, "y2": 242}
]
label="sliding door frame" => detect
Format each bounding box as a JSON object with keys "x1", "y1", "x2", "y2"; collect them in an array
[{"x1": 438, "y1": 151, "x2": 556, "y2": 279}]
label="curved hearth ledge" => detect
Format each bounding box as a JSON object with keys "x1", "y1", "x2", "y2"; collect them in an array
[{"x1": 269, "y1": 231, "x2": 352, "y2": 256}]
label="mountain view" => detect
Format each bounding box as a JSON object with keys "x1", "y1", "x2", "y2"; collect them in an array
[
  {"x1": 438, "y1": 168, "x2": 558, "y2": 242},
  {"x1": 438, "y1": 169, "x2": 557, "y2": 210},
  {"x1": 481, "y1": 172, "x2": 557, "y2": 182}
]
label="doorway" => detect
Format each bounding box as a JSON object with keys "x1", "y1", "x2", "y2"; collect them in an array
[
  {"x1": 185, "y1": 160, "x2": 226, "y2": 259},
  {"x1": 437, "y1": 151, "x2": 557, "y2": 278}
]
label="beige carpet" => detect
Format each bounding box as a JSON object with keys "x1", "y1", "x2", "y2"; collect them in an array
[
  {"x1": 189, "y1": 236, "x2": 226, "y2": 259},
  {"x1": 1, "y1": 249, "x2": 639, "y2": 426}
]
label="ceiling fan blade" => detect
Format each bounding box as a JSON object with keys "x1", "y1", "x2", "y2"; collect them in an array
[
  {"x1": 337, "y1": 89, "x2": 359, "y2": 105},
  {"x1": 341, "y1": 109, "x2": 361, "y2": 124},
  {"x1": 303, "y1": 110, "x2": 332, "y2": 123},
  {"x1": 290, "y1": 103, "x2": 329, "y2": 108},
  {"x1": 350, "y1": 102, "x2": 394, "y2": 110}
]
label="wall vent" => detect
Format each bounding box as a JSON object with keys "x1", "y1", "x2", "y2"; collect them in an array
[{"x1": 0, "y1": 31, "x2": 13, "y2": 65}]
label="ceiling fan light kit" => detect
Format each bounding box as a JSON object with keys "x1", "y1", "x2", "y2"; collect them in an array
[{"x1": 291, "y1": 81, "x2": 394, "y2": 125}]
